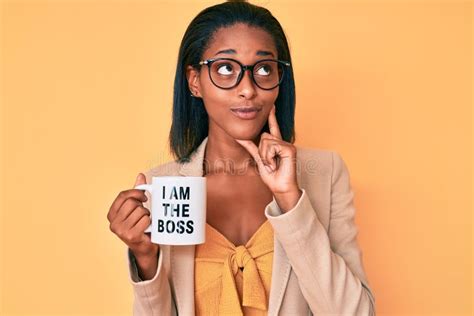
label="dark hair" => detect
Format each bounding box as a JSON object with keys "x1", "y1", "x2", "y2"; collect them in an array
[{"x1": 169, "y1": 0, "x2": 296, "y2": 163}]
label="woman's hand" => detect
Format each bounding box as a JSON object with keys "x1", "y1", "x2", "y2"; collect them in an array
[
  {"x1": 235, "y1": 105, "x2": 302, "y2": 212},
  {"x1": 107, "y1": 173, "x2": 160, "y2": 280}
]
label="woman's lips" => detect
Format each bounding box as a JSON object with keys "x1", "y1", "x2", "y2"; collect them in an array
[{"x1": 230, "y1": 108, "x2": 261, "y2": 120}]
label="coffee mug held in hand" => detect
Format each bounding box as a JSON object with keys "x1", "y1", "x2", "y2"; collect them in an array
[{"x1": 135, "y1": 176, "x2": 207, "y2": 245}]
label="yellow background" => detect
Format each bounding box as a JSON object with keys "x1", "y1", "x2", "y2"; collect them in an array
[{"x1": 1, "y1": 0, "x2": 472, "y2": 315}]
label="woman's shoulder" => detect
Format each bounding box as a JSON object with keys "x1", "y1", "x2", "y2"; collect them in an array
[
  {"x1": 295, "y1": 144, "x2": 334, "y2": 167},
  {"x1": 140, "y1": 160, "x2": 181, "y2": 183},
  {"x1": 295, "y1": 145, "x2": 349, "y2": 179},
  {"x1": 296, "y1": 145, "x2": 334, "y2": 159}
]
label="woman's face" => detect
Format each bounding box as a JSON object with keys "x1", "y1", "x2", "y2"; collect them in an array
[{"x1": 187, "y1": 23, "x2": 279, "y2": 141}]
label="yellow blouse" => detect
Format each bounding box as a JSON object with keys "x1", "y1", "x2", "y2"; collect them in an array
[{"x1": 194, "y1": 220, "x2": 274, "y2": 316}]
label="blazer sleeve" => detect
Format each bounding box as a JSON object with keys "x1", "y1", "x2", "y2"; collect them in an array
[
  {"x1": 264, "y1": 151, "x2": 376, "y2": 315},
  {"x1": 126, "y1": 246, "x2": 177, "y2": 315}
]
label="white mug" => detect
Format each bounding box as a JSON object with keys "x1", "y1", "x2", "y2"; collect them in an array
[{"x1": 135, "y1": 176, "x2": 207, "y2": 245}]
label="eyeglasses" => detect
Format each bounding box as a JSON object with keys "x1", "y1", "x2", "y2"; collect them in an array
[{"x1": 197, "y1": 57, "x2": 291, "y2": 90}]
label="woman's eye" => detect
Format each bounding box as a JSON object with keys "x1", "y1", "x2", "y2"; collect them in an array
[
  {"x1": 256, "y1": 65, "x2": 271, "y2": 76},
  {"x1": 216, "y1": 64, "x2": 234, "y2": 75}
]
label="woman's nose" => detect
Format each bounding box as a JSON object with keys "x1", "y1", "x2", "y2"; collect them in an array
[{"x1": 237, "y1": 69, "x2": 257, "y2": 98}]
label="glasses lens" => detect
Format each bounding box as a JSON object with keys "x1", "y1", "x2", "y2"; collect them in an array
[
  {"x1": 253, "y1": 60, "x2": 283, "y2": 89},
  {"x1": 209, "y1": 59, "x2": 241, "y2": 89}
]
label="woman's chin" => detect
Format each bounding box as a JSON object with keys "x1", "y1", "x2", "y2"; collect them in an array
[{"x1": 231, "y1": 131, "x2": 260, "y2": 141}]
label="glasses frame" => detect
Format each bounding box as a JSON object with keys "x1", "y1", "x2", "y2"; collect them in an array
[{"x1": 197, "y1": 57, "x2": 291, "y2": 90}]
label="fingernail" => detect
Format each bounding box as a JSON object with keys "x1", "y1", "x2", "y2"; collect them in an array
[{"x1": 265, "y1": 165, "x2": 273, "y2": 173}]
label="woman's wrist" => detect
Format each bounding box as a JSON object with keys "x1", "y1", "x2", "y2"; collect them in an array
[
  {"x1": 273, "y1": 188, "x2": 303, "y2": 213},
  {"x1": 133, "y1": 250, "x2": 159, "y2": 281}
]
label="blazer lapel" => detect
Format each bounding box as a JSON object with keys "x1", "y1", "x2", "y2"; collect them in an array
[
  {"x1": 171, "y1": 245, "x2": 196, "y2": 315},
  {"x1": 178, "y1": 137, "x2": 208, "y2": 177},
  {"x1": 171, "y1": 137, "x2": 208, "y2": 315},
  {"x1": 268, "y1": 236, "x2": 292, "y2": 315}
]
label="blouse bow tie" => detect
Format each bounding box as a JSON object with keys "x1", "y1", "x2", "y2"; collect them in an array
[
  {"x1": 194, "y1": 222, "x2": 274, "y2": 316},
  {"x1": 220, "y1": 244, "x2": 272, "y2": 315}
]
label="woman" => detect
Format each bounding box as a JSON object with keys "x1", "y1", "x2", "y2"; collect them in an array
[{"x1": 107, "y1": 1, "x2": 376, "y2": 315}]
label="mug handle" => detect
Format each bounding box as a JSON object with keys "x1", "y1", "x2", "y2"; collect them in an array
[{"x1": 134, "y1": 184, "x2": 152, "y2": 233}]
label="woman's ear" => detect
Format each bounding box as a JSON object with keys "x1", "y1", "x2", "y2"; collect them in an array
[{"x1": 186, "y1": 65, "x2": 202, "y2": 98}]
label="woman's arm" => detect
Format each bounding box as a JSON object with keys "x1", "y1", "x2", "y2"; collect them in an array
[
  {"x1": 127, "y1": 245, "x2": 177, "y2": 315},
  {"x1": 125, "y1": 172, "x2": 177, "y2": 316},
  {"x1": 265, "y1": 151, "x2": 376, "y2": 315}
]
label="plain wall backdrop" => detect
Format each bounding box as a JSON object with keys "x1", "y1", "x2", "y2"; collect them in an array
[{"x1": 1, "y1": 0, "x2": 472, "y2": 315}]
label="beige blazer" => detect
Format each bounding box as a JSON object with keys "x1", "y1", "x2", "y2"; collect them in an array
[{"x1": 126, "y1": 137, "x2": 376, "y2": 315}]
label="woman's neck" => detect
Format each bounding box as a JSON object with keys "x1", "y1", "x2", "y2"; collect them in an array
[{"x1": 203, "y1": 133, "x2": 260, "y2": 176}]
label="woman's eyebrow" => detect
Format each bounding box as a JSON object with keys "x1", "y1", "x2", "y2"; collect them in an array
[{"x1": 214, "y1": 48, "x2": 274, "y2": 57}]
